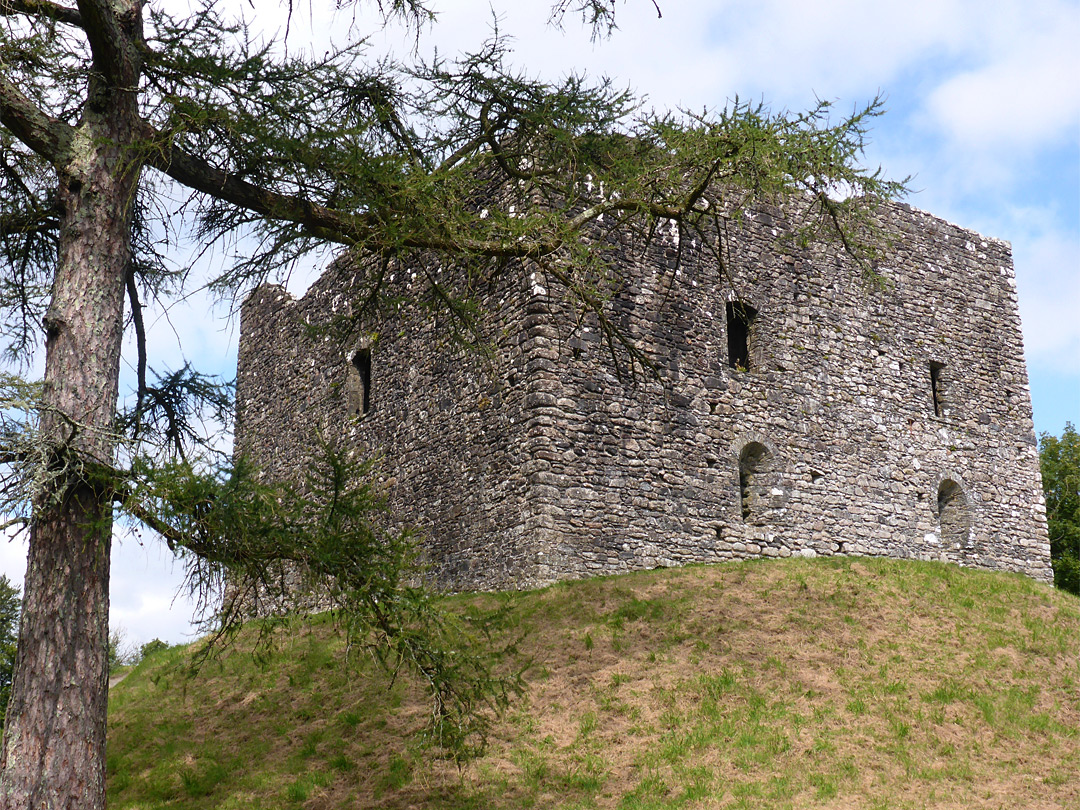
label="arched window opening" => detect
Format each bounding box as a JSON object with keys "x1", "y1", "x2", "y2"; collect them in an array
[
  {"x1": 937, "y1": 479, "x2": 970, "y2": 548},
  {"x1": 739, "y1": 441, "x2": 773, "y2": 522},
  {"x1": 348, "y1": 348, "x2": 371, "y2": 416},
  {"x1": 726, "y1": 302, "x2": 758, "y2": 371}
]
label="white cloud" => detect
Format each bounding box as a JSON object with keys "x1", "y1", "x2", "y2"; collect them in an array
[
  {"x1": 692, "y1": 0, "x2": 969, "y2": 99},
  {"x1": 0, "y1": 530, "x2": 28, "y2": 591},
  {"x1": 1014, "y1": 229, "x2": 1080, "y2": 372},
  {"x1": 0, "y1": 526, "x2": 199, "y2": 648},
  {"x1": 925, "y1": 26, "x2": 1080, "y2": 150}
]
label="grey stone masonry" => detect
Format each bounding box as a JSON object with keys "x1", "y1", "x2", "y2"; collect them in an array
[{"x1": 235, "y1": 198, "x2": 1053, "y2": 591}]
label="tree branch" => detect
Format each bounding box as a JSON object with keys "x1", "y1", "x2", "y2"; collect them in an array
[
  {"x1": 0, "y1": 0, "x2": 83, "y2": 27},
  {"x1": 0, "y1": 206, "x2": 60, "y2": 238},
  {"x1": 0, "y1": 75, "x2": 74, "y2": 163},
  {"x1": 141, "y1": 128, "x2": 365, "y2": 245},
  {"x1": 141, "y1": 125, "x2": 571, "y2": 259},
  {"x1": 75, "y1": 0, "x2": 140, "y2": 86},
  {"x1": 115, "y1": 490, "x2": 186, "y2": 555},
  {"x1": 114, "y1": 483, "x2": 300, "y2": 566},
  {"x1": 125, "y1": 267, "x2": 146, "y2": 439},
  {"x1": 144, "y1": 120, "x2": 719, "y2": 267},
  {"x1": 563, "y1": 195, "x2": 688, "y2": 233}
]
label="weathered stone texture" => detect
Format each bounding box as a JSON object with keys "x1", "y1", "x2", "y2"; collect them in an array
[{"x1": 235, "y1": 199, "x2": 1053, "y2": 590}]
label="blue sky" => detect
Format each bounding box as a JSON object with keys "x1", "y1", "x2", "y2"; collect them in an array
[
  {"x1": 342, "y1": 0, "x2": 1079, "y2": 432},
  {"x1": 1, "y1": 0, "x2": 1077, "y2": 647}
]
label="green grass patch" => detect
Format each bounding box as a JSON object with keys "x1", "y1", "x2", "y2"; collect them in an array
[{"x1": 107, "y1": 557, "x2": 1080, "y2": 810}]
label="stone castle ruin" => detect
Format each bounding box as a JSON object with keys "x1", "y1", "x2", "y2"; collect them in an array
[{"x1": 235, "y1": 197, "x2": 1053, "y2": 591}]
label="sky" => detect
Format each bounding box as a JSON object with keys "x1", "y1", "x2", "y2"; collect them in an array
[{"x1": 1, "y1": 0, "x2": 1077, "y2": 647}]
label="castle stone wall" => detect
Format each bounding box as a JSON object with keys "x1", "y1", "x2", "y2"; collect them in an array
[{"x1": 236, "y1": 199, "x2": 1053, "y2": 590}]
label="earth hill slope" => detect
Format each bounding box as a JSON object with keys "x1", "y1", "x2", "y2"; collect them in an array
[{"x1": 106, "y1": 557, "x2": 1079, "y2": 809}]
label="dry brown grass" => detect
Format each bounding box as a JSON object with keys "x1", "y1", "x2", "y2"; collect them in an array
[{"x1": 107, "y1": 556, "x2": 1080, "y2": 809}]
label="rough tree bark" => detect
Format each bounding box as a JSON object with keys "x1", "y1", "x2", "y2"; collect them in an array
[{"x1": 0, "y1": 2, "x2": 144, "y2": 807}]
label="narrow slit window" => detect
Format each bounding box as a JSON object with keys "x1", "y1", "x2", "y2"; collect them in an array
[
  {"x1": 929, "y1": 361, "x2": 945, "y2": 417},
  {"x1": 349, "y1": 348, "x2": 371, "y2": 416},
  {"x1": 726, "y1": 302, "x2": 758, "y2": 371}
]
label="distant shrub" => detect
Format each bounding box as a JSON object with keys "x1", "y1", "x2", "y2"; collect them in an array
[
  {"x1": 0, "y1": 575, "x2": 20, "y2": 728},
  {"x1": 139, "y1": 639, "x2": 170, "y2": 661},
  {"x1": 1040, "y1": 423, "x2": 1080, "y2": 596},
  {"x1": 108, "y1": 629, "x2": 133, "y2": 674}
]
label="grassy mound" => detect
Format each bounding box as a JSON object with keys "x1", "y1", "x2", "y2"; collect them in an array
[{"x1": 106, "y1": 557, "x2": 1080, "y2": 809}]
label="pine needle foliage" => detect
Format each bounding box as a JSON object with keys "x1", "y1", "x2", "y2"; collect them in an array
[
  {"x1": 0, "y1": 0, "x2": 908, "y2": 803},
  {"x1": 0, "y1": 1, "x2": 909, "y2": 355},
  {"x1": 121, "y1": 440, "x2": 521, "y2": 762}
]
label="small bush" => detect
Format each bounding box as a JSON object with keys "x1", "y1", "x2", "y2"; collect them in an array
[{"x1": 139, "y1": 639, "x2": 170, "y2": 661}]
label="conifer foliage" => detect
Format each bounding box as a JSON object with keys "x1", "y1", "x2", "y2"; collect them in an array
[{"x1": 0, "y1": 1, "x2": 904, "y2": 806}]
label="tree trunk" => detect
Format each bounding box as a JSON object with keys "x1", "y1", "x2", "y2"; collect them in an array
[
  {"x1": 1, "y1": 499, "x2": 114, "y2": 810},
  {"x1": 0, "y1": 59, "x2": 141, "y2": 810}
]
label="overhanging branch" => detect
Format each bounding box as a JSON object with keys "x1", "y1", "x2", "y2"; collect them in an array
[
  {"x1": 0, "y1": 76, "x2": 74, "y2": 163},
  {"x1": 142, "y1": 121, "x2": 715, "y2": 264},
  {"x1": 116, "y1": 490, "x2": 213, "y2": 558},
  {"x1": 0, "y1": 0, "x2": 83, "y2": 27},
  {"x1": 0, "y1": 206, "x2": 60, "y2": 238},
  {"x1": 142, "y1": 124, "x2": 576, "y2": 259},
  {"x1": 125, "y1": 267, "x2": 147, "y2": 438}
]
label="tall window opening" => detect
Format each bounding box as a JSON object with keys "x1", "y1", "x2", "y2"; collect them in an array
[
  {"x1": 929, "y1": 361, "x2": 946, "y2": 417},
  {"x1": 937, "y1": 479, "x2": 970, "y2": 548},
  {"x1": 349, "y1": 348, "x2": 371, "y2": 416},
  {"x1": 726, "y1": 302, "x2": 758, "y2": 371},
  {"x1": 739, "y1": 441, "x2": 772, "y2": 522}
]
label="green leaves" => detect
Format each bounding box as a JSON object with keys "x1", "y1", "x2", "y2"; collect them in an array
[
  {"x1": 1039, "y1": 423, "x2": 1080, "y2": 595},
  {"x1": 134, "y1": 5, "x2": 908, "y2": 307},
  {"x1": 119, "y1": 440, "x2": 519, "y2": 761},
  {"x1": 0, "y1": 574, "x2": 19, "y2": 729}
]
